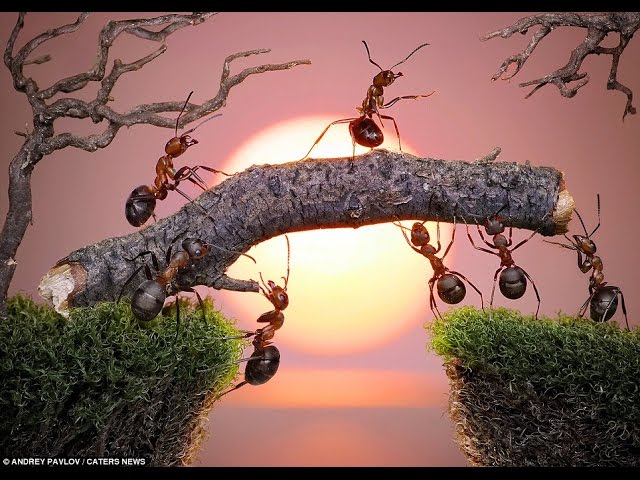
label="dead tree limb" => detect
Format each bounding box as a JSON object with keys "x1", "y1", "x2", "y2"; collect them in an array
[
  {"x1": 38, "y1": 148, "x2": 574, "y2": 317},
  {"x1": 482, "y1": 12, "x2": 640, "y2": 120},
  {"x1": 0, "y1": 12, "x2": 311, "y2": 317}
]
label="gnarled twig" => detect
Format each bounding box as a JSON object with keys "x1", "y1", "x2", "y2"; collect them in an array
[{"x1": 482, "y1": 12, "x2": 640, "y2": 120}]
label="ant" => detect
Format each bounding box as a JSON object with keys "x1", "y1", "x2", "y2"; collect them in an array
[
  {"x1": 217, "y1": 235, "x2": 290, "y2": 398},
  {"x1": 300, "y1": 40, "x2": 434, "y2": 161},
  {"x1": 545, "y1": 194, "x2": 629, "y2": 330},
  {"x1": 125, "y1": 91, "x2": 230, "y2": 227},
  {"x1": 117, "y1": 237, "x2": 209, "y2": 338},
  {"x1": 117, "y1": 236, "x2": 255, "y2": 338},
  {"x1": 395, "y1": 217, "x2": 484, "y2": 320},
  {"x1": 464, "y1": 204, "x2": 543, "y2": 319}
]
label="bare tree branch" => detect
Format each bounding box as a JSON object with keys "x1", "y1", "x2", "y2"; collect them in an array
[
  {"x1": 0, "y1": 12, "x2": 311, "y2": 317},
  {"x1": 482, "y1": 12, "x2": 640, "y2": 120},
  {"x1": 38, "y1": 149, "x2": 574, "y2": 317}
]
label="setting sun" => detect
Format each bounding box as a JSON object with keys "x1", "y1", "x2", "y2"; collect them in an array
[{"x1": 205, "y1": 115, "x2": 453, "y2": 356}]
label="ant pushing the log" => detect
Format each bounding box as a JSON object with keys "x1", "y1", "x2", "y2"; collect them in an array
[
  {"x1": 394, "y1": 217, "x2": 483, "y2": 320},
  {"x1": 217, "y1": 235, "x2": 291, "y2": 398},
  {"x1": 300, "y1": 40, "x2": 434, "y2": 161},
  {"x1": 117, "y1": 234, "x2": 256, "y2": 339},
  {"x1": 464, "y1": 204, "x2": 543, "y2": 319},
  {"x1": 125, "y1": 91, "x2": 230, "y2": 227},
  {"x1": 545, "y1": 194, "x2": 629, "y2": 330}
]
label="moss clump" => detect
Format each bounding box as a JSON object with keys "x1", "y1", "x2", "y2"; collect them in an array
[
  {"x1": 0, "y1": 294, "x2": 244, "y2": 466},
  {"x1": 428, "y1": 306, "x2": 640, "y2": 466}
]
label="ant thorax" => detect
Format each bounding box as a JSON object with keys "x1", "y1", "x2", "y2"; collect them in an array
[{"x1": 493, "y1": 234, "x2": 508, "y2": 248}]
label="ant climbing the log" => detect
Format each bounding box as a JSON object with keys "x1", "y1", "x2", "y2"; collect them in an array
[
  {"x1": 125, "y1": 91, "x2": 230, "y2": 227},
  {"x1": 300, "y1": 40, "x2": 434, "y2": 161},
  {"x1": 394, "y1": 217, "x2": 483, "y2": 320},
  {"x1": 464, "y1": 204, "x2": 543, "y2": 319},
  {"x1": 116, "y1": 235, "x2": 255, "y2": 338},
  {"x1": 117, "y1": 237, "x2": 210, "y2": 339},
  {"x1": 544, "y1": 194, "x2": 629, "y2": 330},
  {"x1": 217, "y1": 235, "x2": 291, "y2": 398}
]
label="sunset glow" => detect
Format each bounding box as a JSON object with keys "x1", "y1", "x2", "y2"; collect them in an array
[{"x1": 209, "y1": 116, "x2": 453, "y2": 356}]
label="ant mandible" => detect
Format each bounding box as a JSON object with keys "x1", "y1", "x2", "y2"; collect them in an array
[
  {"x1": 217, "y1": 235, "x2": 291, "y2": 398},
  {"x1": 125, "y1": 91, "x2": 230, "y2": 227},
  {"x1": 545, "y1": 194, "x2": 629, "y2": 330},
  {"x1": 300, "y1": 40, "x2": 435, "y2": 161},
  {"x1": 464, "y1": 205, "x2": 543, "y2": 319},
  {"x1": 117, "y1": 237, "x2": 210, "y2": 339},
  {"x1": 395, "y1": 217, "x2": 484, "y2": 320}
]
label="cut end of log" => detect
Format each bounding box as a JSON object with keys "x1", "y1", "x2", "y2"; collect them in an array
[
  {"x1": 552, "y1": 174, "x2": 575, "y2": 235},
  {"x1": 38, "y1": 262, "x2": 88, "y2": 318}
]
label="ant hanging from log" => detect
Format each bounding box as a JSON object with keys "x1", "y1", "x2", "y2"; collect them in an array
[
  {"x1": 395, "y1": 217, "x2": 483, "y2": 320},
  {"x1": 464, "y1": 204, "x2": 543, "y2": 319},
  {"x1": 544, "y1": 194, "x2": 629, "y2": 330},
  {"x1": 217, "y1": 235, "x2": 290, "y2": 398},
  {"x1": 300, "y1": 40, "x2": 434, "y2": 161},
  {"x1": 117, "y1": 235, "x2": 256, "y2": 339},
  {"x1": 125, "y1": 91, "x2": 230, "y2": 227}
]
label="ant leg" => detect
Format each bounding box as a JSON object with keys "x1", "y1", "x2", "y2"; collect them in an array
[
  {"x1": 217, "y1": 381, "x2": 249, "y2": 400},
  {"x1": 476, "y1": 224, "x2": 496, "y2": 249},
  {"x1": 578, "y1": 293, "x2": 594, "y2": 319},
  {"x1": 180, "y1": 286, "x2": 207, "y2": 324},
  {"x1": 301, "y1": 118, "x2": 355, "y2": 160},
  {"x1": 589, "y1": 194, "x2": 601, "y2": 237},
  {"x1": 450, "y1": 270, "x2": 484, "y2": 310},
  {"x1": 442, "y1": 218, "x2": 458, "y2": 259},
  {"x1": 124, "y1": 250, "x2": 161, "y2": 273},
  {"x1": 379, "y1": 114, "x2": 402, "y2": 151},
  {"x1": 174, "y1": 295, "x2": 181, "y2": 341},
  {"x1": 490, "y1": 267, "x2": 502, "y2": 311},
  {"x1": 117, "y1": 264, "x2": 145, "y2": 304},
  {"x1": 428, "y1": 277, "x2": 443, "y2": 320},
  {"x1": 465, "y1": 224, "x2": 496, "y2": 256},
  {"x1": 381, "y1": 92, "x2": 436, "y2": 109},
  {"x1": 511, "y1": 228, "x2": 540, "y2": 251},
  {"x1": 618, "y1": 289, "x2": 630, "y2": 331},
  {"x1": 520, "y1": 268, "x2": 541, "y2": 320}
]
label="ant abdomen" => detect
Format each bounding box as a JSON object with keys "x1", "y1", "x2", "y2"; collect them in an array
[
  {"x1": 437, "y1": 274, "x2": 466, "y2": 305},
  {"x1": 245, "y1": 345, "x2": 281, "y2": 386},
  {"x1": 349, "y1": 117, "x2": 384, "y2": 148},
  {"x1": 131, "y1": 279, "x2": 166, "y2": 321},
  {"x1": 499, "y1": 266, "x2": 527, "y2": 300},
  {"x1": 125, "y1": 185, "x2": 156, "y2": 227},
  {"x1": 590, "y1": 286, "x2": 619, "y2": 322}
]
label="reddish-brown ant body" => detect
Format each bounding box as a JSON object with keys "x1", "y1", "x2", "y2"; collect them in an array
[
  {"x1": 217, "y1": 235, "x2": 291, "y2": 398},
  {"x1": 395, "y1": 218, "x2": 483, "y2": 320},
  {"x1": 125, "y1": 91, "x2": 229, "y2": 227},
  {"x1": 545, "y1": 194, "x2": 629, "y2": 329},
  {"x1": 117, "y1": 237, "x2": 209, "y2": 338},
  {"x1": 301, "y1": 41, "x2": 434, "y2": 160},
  {"x1": 465, "y1": 205, "x2": 542, "y2": 319}
]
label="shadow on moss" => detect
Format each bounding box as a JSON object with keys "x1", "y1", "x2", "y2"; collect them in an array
[
  {"x1": 427, "y1": 306, "x2": 640, "y2": 466},
  {"x1": 0, "y1": 294, "x2": 244, "y2": 466}
]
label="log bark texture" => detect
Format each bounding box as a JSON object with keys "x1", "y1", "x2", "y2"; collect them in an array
[{"x1": 39, "y1": 149, "x2": 573, "y2": 316}]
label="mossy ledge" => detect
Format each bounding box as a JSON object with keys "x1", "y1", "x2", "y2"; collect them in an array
[
  {"x1": 0, "y1": 294, "x2": 244, "y2": 466},
  {"x1": 429, "y1": 306, "x2": 640, "y2": 466}
]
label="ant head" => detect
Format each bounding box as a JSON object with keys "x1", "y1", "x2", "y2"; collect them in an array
[
  {"x1": 373, "y1": 70, "x2": 402, "y2": 88},
  {"x1": 182, "y1": 238, "x2": 208, "y2": 259},
  {"x1": 573, "y1": 234, "x2": 596, "y2": 254},
  {"x1": 165, "y1": 135, "x2": 198, "y2": 157},
  {"x1": 410, "y1": 221, "x2": 430, "y2": 246},
  {"x1": 485, "y1": 215, "x2": 505, "y2": 236}
]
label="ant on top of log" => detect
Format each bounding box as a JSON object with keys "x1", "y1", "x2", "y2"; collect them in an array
[
  {"x1": 545, "y1": 194, "x2": 629, "y2": 330},
  {"x1": 217, "y1": 235, "x2": 291, "y2": 398},
  {"x1": 300, "y1": 40, "x2": 435, "y2": 161},
  {"x1": 464, "y1": 203, "x2": 544, "y2": 320},
  {"x1": 125, "y1": 91, "x2": 230, "y2": 227}
]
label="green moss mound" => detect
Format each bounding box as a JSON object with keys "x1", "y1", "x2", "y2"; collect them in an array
[
  {"x1": 0, "y1": 294, "x2": 244, "y2": 466},
  {"x1": 428, "y1": 306, "x2": 640, "y2": 466}
]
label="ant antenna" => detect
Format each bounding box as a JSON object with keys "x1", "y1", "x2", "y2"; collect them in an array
[
  {"x1": 176, "y1": 91, "x2": 194, "y2": 137},
  {"x1": 182, "y1": 113, "x2": 223, "y2": 136},
  {"x1": 362, "y1": 40, "x2": 383, "y2": 71},
  {"x1": 390, "y1": 42, "x2": 430, "y2": 70},
  {"x1": 283, "y1": 234, "x2": 291, "y2": 288},
  {"x1": 590, "y1": 193, "x2": 601, "y2": 238}
]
